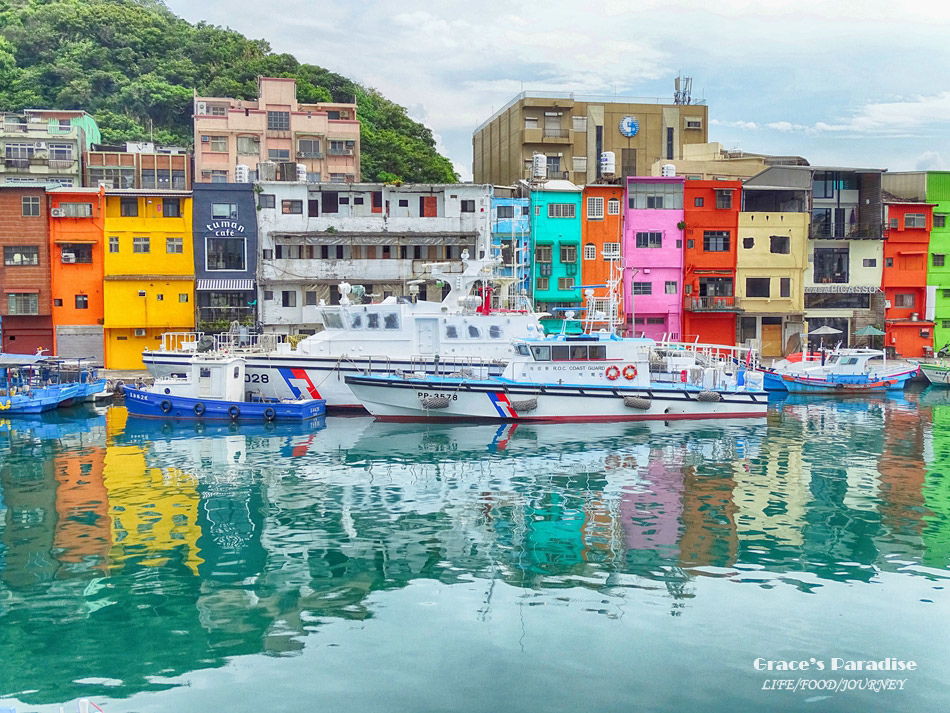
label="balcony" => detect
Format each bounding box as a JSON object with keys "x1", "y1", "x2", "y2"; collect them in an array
[
  {"x1": 4, "y1": 158, "x2": 30, "y2": 169},
  {"x1": 328, "y1": 147, "x2": 354, "y2": 156},
  {"x1": 542, "y1": 128, "x2": 571, "y2": 141},
  {"x1": 48, "y1": 158, "x2": 77, "y2": 170},
  {"x1": 810, "y1": 223, "x2": 884, "y2": 240},
  {"x1": 684, "y1": 295, "x2": 742, "y2": 312},
  {"x1": 198, "y1": 305, "x2": 256, "y2": 328},
  {"x1": 297, "y1": 151, "x2": 324, "y2": 159}
]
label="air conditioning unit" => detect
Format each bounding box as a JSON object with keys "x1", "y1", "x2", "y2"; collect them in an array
[
  {"x1": 34, "y1": 142, "x2": 46, "y2": 149},
  {"x1": 884, "y1": 300, "x2": 892, "y2": 308},
  {"x1": 134, "y1": 328, "x2": 147, "y2": 337},
  {"x1": 201, "y1": 135, "x2": 210, "y2": 143},
  {"x1": 137, "y1": 290, "x2": 146, "y2": 297},
  {"x1": 61, "y1": 253, "x2": 76, "y2": 263},
  {"x1": 195, "y1": 101, "x2": 207, "y2": 115},
  {"x1": 50, "y1": 208, "x2": 65, "y2": 217}
]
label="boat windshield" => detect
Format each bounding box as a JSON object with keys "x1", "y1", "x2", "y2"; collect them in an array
[
  {"x1": 530, "y1": 344, "x2": 606, "y2": 361},
  {"x1": 321, "y1": 309, "x2": 344, "y2": 330}
]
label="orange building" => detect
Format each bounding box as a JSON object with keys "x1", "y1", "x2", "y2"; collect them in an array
[
  {"x1": 47, "y1": 186, "x2": 106, "y2": 360},
  {"x1": 883, "y1": 199, "x2": 934, "y2": 357},
  {"x1": 581, "y1": 185, "x2": 624, "y2": 323},
  {"x1": 682, "y1": 180, "x2": 742, "y2": 345},
  {"x1": 53, "y1": 443, "x2": 111, "y2": 572}
]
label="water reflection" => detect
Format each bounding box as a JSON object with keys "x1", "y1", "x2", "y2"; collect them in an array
[{"x1": 0, "y1": 397, "x2": 947, "y2": 706}]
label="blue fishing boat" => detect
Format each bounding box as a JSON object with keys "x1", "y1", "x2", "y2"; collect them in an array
[
  {"x1": 0, "y1": 354, "x2": 86, "y2": 413},
  {"x1": 125, "y1": 354, "x2": 324, "y2": 421},
  {"x1": 761, "y1": 348, "x2": 918, "y2": 393}
]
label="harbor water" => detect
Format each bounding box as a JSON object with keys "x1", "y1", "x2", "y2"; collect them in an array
[{"x1": 0, "y1": 392, "x2": 948, "y2": 712}]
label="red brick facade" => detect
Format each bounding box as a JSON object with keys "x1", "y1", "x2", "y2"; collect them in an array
[{"x1": 0, "y1": 187, "x2": 53, "y2": 354}]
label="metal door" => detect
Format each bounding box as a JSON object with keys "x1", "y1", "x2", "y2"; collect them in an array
[{"x1": 416, "y1": 319, "x2": 438, "y2": 354}]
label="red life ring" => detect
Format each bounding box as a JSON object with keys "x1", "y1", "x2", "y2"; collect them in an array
[
  {"x1": 623, "y1": 365, "x2": 637, "y2": 380},
  {"x1": 605, "y1": 365, "x2": 621, "y2": 381}
]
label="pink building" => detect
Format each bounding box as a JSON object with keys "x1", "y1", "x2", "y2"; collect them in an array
[
  {"x1": 624, "y1": 177, "x2": 685, "y2": 340},
  {"x1": 193, "y1": 77, "x2": 360, "y2": 184}
]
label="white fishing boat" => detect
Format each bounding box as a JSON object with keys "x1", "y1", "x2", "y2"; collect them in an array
[
  {"x1": 344, "y1": 334, "x2": 768, "y2": 422},
  {"x1": 142, "y1": 254, "x2": 544, "y2": 409},
  {"x1": 761, "y1": 347, "x2": 918, "y2": 393}
]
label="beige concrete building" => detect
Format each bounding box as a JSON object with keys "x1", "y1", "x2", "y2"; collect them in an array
[
  {"x1": 194, "y1": 77, "x2": 360, "y2": 184},
  {"x1": 649, "y1": 142, "x2": 809, "y2": 180},
  {"x1": 473, "y1": 91, "x2": 708, "y2": 185}
]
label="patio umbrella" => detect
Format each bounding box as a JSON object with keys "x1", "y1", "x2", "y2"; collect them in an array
[
  {"x1": 806, "y1": 325, "x2": 843, "y2": 355},
  {"x1": 854, "y1": 324, "x2": 886, "y2": 348}
]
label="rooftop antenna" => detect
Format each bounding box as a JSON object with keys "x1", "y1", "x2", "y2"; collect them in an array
[{"x1": 674, "y1": 74, "x2": 692, "y2": 105}]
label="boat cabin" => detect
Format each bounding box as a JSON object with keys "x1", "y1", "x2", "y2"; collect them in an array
[
  {"x1": 507, "y1": 336, "x2": 653, "y2": 386},
  {"x1": 155, "y1": 356, "x2": 247, "y2": 402}
]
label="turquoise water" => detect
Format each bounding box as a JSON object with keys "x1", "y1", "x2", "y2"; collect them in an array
[{"x1": 0, "y1": 393, "x2": 948, "y2": 712}]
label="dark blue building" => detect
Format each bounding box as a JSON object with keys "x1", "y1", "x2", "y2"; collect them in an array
[{"x1": 192, "y1": 183, "x2": 259, "y2": 331}]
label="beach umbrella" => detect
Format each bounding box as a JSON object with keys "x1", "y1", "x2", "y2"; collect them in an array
[{"x1": 854, "y1": 324, "x2": 886, "y2": 348}]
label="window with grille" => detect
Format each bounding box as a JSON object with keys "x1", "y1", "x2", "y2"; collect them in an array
[
  {"x1": 535, "y1": 246, "x2": 552, "y2": 263},
  {"x1": 665, "y1": 281, "x2": 677, "y2": 294},
  {"x1": 109, "y1": 236, "x2": 119, "y2": 253},
  {"x1": 166, "y1": 237, "x2": 183, "y2": 253},
  {"x1": 536, "y1": 278, "x2": 549, "y2": 291},
  {"x1": 636, "y1": 231, "x2": 662, "y2": 249},
  {"x1": 237, "y1": 136, "x2": 260, "y2": 155},
  {"x1": 259, "y1": 194, "x2": 275, "y2": 209},
  {"x1": 703, "y1": 231, "x2": 730, "y2": 252},
  {"x1": 632, "y1": 282, "x2": 652, "y2": 295},
  {"x1": 584, "y1": 243, "x2": 596, "y2": 260},
  {"x1": 4, "y1": 246, "x2": 38, "y2": 266},
  {"x1": 715, "y1": 190, "x2": 732, "y2": 209},
  {"x1": 557, "y1": 277, "x2": 574, "y2": 290},
  {"x1": 548, "y1": 203, "x2": 576, "y2": 218},
  {"x1": 934, "y1": 254, "x2": 946, "y2": 267},
  {"x1": 133, "y1": 237, "x2": 150, "y2": 253},
  {"x1": 209, "y1": 136, "x2": 227, "y2": 152},
  {"x1": 607, "y1": 198, "x2": 620, "y2": 215},
  {"x1": 560, "y1": 245, "x2": 577, "y2": 263},
  {"x1": 905, "y1": 213, "x2": 926, "y2": 228},
  {"x1": 586, "y1": 196, "x2": 604, "y2": 219},
  {"x1": 7, "y1": 293, "x2": 38, "y2": 315},
  {"x1": 267, "y1": 111, "x2": 290, "y2": 131},
  {"x1": 603, "y1": 242, "x2": 620, "y2": 259},
  {"x1": 935, "y1": 214, "x2": 947, "y2": 228},
  {"x1": 60, "y1": 202, "x2": 92, "y2": 217},
  {"x1": 895, "y1": 293, "x2": 915, "y2": 308},
  {"x1": 21, "y1": 196, "x2": 40, "y2": 216}
]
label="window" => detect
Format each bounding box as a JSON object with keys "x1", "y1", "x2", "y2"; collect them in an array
[
  {"x1": 60, "y1": 202, "x2": 93, "y2": 217},
  {"x1": 525, "y1": 117, "x2": 539, "y2": 129},
  {"x1": 179, "y1": 293, "x2": 188, "y2": 303},
  {"x1": 632, "y1": 282, "x2": 652, "y2": 295},
  {"x1": 780, "y1": 277, "x2": 791, "y2": 298},
  {"x1": 813, "y1": 246, "x2": 849, "y2": 283},
  {"x1": 557, "y1": 277, "x2": 574, "y2": 290},
  {"x1": 636, "y1": 231, "x2": 662, "y2": 249},
  {"x1": 888, "y1": 217, "x2": 898, "y2": 229},
  {"x1": 120, "y1": 197, "x2": 138, "y2": 216},
  {"x1": 703, "y1": 231, "x2": 730, "y2": 252},
  {"x1": 305, "y1": 291, "x2": 318, "y2": 306},
  {"x1": 863, "y1": 258, "x2": 877, "y2": 267},
  {"x1": 934, "y1": 254, "x2": 946, "y2": 267},
  {"x1": 535, "y1": 246, "x2": 552, "y2": 263},
  {"x1": 61, "y1": 244, "x2": 92, "y2": 263},
  {"x1": 694, "y1": 197, "x2": 704, "y2": 207},
  {"x1": 212, "y1": 203, "x2": 238, "y2": 219},
  {"x1": 935, "y1": 214, "x2": 947, "y2": 228},
  {"x1": 21, "y1": 196, "x2": 40, "y2": 216},
  {"x1": 770, "y1": 235, "x2": 790, "y2": 254},
  {"x1": 267, "y1": 111, "x2": 290, "y2": 131},
  {"x1": 209, "y1": 136, "x2": 227, "y2": 152},
  {"x1": 298, "y1": 138, "x2": 321, "y2": 156},
  {"x1": 587, "y1": 196, "x2": 604, "y2": 219},
  {"x1": 268, "y1": 149, "x2": 290, "y2": 162},
  {"x1": 109, "y1": 236, "x2": 119, "y2": 253},
  {"x1": 461, "y1": 200, "x2": 476, "y2": 213},
  {"x1": 74, "y1": 294, "x2": 88, "y2": 309},
  {"x1": 687, "y1": 239, "x2": 694, "y2": 249},
  {"x1": 496, "y1": 205, "x2": 514, "y2": 219},
  {"x1": 715, "y1": 190, "x2": 732, "y2": 209},
  {"x1": 53, "y1": 298, "x2": 62, "y2": 306},
  {"x1": 166, "y1": 237, "x2": 183, "y2": 253},
  {"x1": 886, "y1": 257, "x2": 894, "y2": 268},
  {"x1": 560, "y1": 245, "x2": 577, "y2": 263},
  {"x1": 4, "y1": 246, "x2": 38, "y2": 266},
  {"x1": 397, "y1": 199, "x2": 409, "y2": 208},
  {"x1": 813, "y1": 171, "x2": 835, "y2": 199},
  {"x1": 603, "y1": 242, "x2": 620, "y2": 259},
  {"x1": 282, "y1": 290, "x2": 297, "y2": 307},
  {"x1": 536, "y1": 278, "x2": 549, "y2": 291},
  {"x1": 282, "y1": 200, "x2": 303, "y2": 214},
  {"x1": 259, "y1": 194, "x2": 275, "y2": 209},
  {"x1": 743, "y1": 237, "x2": 754, "y2": 249},
  {"x1": 607, "y1": 198, "x2": 620, "y2": 215},
  {"x1": 163, "y1": 198, "x2": 181, "y2": 217},
  {"x1": 263, "y1": 290, "x2": 274, "y2": 301},
  {"x1": 665, "y1": 281, "x2": 677, "y2": 294},
  {"x1": 133, "y1": 237, "x2": 150, "y2": 253},
  {"x1": 210, "y1": 170, "x2": 228, "y2": 183},
  {"x1": 627, "y1": 182, "x2": 684, "y2": 210},
  {"x1": 547, "y1": 203, "x2": 576, "y2": 218},
  {"x1": 895, "y1": 293, "x2": 915, "y2": 308},
  {"x1": 207, "y1": 237, "x2": 245, "y2": 270},
  {"x1": 746, "y1": 277, "x2": 770, "y2": 298},
  {"x1": 236, "y1": 136, "x2": 260, "y2": 155},
  {"x1": 905, "y1": 213, "x2": 927, "y2": 228},
  {"x1": 584, "y1": 243, "x2": 596, "y2": 260},
  {"x1": 7, "y1": 293, "x2": 38, "y2": 315}
]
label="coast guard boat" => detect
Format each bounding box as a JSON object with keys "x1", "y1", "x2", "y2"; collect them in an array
[
  {"x1": 344, "y1": 334, "x2": 768, "y2": 422},
  {"x1": 142, "y1": 254, "x2": 544, "y2": 409}
]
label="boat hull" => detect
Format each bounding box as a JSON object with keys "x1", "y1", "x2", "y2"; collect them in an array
[
  {"x1": 344, "y1": 375, "x2": 768, "y2": 423},
  {"x1": 780, "y1": 374, "x2": 907, "y2": 394},
  {"x1": 124, "y1": 388, "x2": 325, "y2": 421},
  {"x1": 0, "y1": 383, "x2": 84, "y2": 414},
  {"x1": 920, "y1": 364, "x2": 950, "y2": 387}
]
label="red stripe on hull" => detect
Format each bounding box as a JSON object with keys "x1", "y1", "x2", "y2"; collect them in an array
[{"x1": 373, "y1": 410, "x2": 767, "y2": 423}]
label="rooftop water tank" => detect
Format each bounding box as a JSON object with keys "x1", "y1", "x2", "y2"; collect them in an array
[
  {"x1": 600, "y1": 151, "x2": 616, "y2": 176},
  {"x1": 258, "y1": 161, "x2": 277, "y2": 181},
  {"x1": 296, "y1": 163, "x2": 307, "y2": 182},
  {"x1": 234, "y1": 164, "x2": 250, "y2": 183},
  {"x1": 661, "y1": 163, "x2": 676, "y2": 177},
  {"x1": 532, "y1": 153, "x2": 547, "y2": 179}
]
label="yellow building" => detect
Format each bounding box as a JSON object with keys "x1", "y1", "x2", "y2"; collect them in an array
[
  {"x1": 735, "y1": 178, "x2": 812, "y2": 356},
  {"x1": 103, "y1": 190, "x2": 194, "y2": 368}
]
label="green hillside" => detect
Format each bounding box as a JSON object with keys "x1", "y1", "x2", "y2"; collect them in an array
[{"x1": 0, "y1": 0, "x2": 458, "y2": 183}]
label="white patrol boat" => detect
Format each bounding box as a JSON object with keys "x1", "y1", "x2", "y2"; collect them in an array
[
  {"x1": 142, "y1": 253, "x2": 544, "y2": 409},
  {"x1": 344, "y1": 334, "x2": 768, "y2": 423}
]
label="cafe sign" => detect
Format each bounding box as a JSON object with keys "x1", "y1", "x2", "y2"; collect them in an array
[
  {"x1": 805, "y1": 285, "x2": 882, "y2": 294},
  {"x1": 204, "y1": 220, "x2": 246, "y2": 237}
]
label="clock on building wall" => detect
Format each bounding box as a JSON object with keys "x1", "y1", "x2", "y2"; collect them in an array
[{"x1": 619, "y1": 116, "x2": 640, "y2": 137}]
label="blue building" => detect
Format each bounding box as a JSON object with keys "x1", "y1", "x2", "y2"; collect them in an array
[
  {"x1": 192, "y1": 183, "x2": 259, "y2": 331},
  {"x1": 490, "y1": 191, "x2": 531, "y2": 307}
]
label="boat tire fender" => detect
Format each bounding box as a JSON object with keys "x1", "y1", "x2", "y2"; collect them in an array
[
  {"x1": 605, "y1": 365, "x2": 621, "y2": 381},
  {"x1": 264, "y1": 407, "x2": 276, "y2": 421},
  {"x1": 623, "y1": 365, "x2": 637, "y2": 380},
  {"x1": 194, "y1": 402, "x2": 206, "y2": 416},
  {"x1": 114, "y1": 380, "x2": 125, "y2": 395},
  {"x1": 834, "y1": 383, "x2": 845, "y2": 390},
  {"x1": 228, "y1": 405, "x2": 241, "y2": 420},
  {"x1": 160, "y1": 399, "x2": 173, "y2": 413}
]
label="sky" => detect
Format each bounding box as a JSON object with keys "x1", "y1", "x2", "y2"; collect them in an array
[{"x1": 164, "y1": 0, "x2": 950, "y2": 181}]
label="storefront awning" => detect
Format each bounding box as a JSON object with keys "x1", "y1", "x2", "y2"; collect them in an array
[
  {"x1": 196, "y1": 279, "x2": 256, "y2": 291},
  {"x1": 54, "y1": 239, "x2": 98, "y2": 244}
]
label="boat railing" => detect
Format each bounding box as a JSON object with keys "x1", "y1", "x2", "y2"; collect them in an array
[
  {"x1": 158, "y1": 331, "x2": 205, "y2": 353},
  {"x1": 654, "y1": 339, "x2": 759, "y2": 371},
  {"x1": 213, "y1": 332, "x2": 284, "y2": 353}
]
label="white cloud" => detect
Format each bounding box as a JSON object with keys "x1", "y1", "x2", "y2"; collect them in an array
[
  {"x1": 710, "y1": 119, "x2": 758, "y2": 130},
  {"x1": 915, "y1": 151, "x2": 947, "y2": 171}
]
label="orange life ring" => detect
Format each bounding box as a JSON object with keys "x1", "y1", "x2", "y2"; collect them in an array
[
  {"x1": 623, "y1": 365, "x2": 637, "y2": 380},
  {"x1": 605, "y1": 365, "x2": 621, "y2": 381}
]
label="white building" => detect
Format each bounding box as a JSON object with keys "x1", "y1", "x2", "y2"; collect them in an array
[{"x1": 255, "y1": 182, "x2": 493, "y2": 334}]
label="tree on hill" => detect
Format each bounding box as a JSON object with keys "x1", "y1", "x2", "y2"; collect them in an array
[{"x1": 0, "y1": 0, "x2": 458, "y2": 183}]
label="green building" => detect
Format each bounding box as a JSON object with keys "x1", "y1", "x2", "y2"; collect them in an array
[
  {"x1": 530, "y1": 180, "x2": 583, "y2": 332},
  {"x1": 883, "y1": 171, "x2": 950, "y2": 348}
]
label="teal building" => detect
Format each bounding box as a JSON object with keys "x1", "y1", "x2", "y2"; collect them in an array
[{"x1": 530, "y1": 181, "x2": 583, "y2": 331}]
